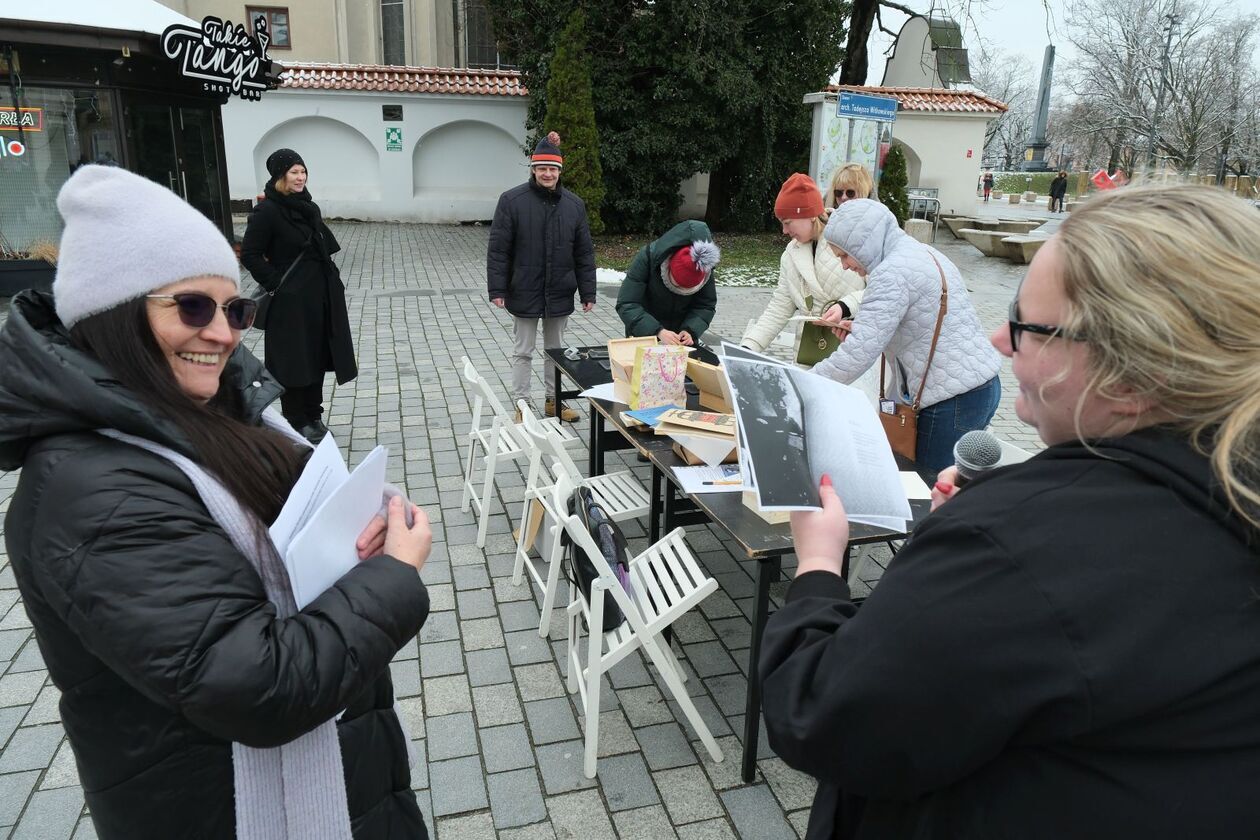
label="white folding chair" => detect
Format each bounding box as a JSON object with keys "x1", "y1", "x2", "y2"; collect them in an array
[
  {"x1": 542, "y1": 473, "x2": 724, "y2": 778},
  {"x1": 459, "y1": 356, "x2": 580, "y2": 547},
  {"x1": 513, "y1": 401, "x2": 652, "y2": 637}
]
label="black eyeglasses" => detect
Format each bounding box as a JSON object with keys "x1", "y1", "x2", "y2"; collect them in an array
[
  {"x1": 146, "y1": 293, "x2": 258, "y2": 330},
  {"x1": 1008, "y1": 296, "x2": 1080, "y2": 351},
  {"x1": 834, "y1": 188, "x2": 859, "y2": 202}
]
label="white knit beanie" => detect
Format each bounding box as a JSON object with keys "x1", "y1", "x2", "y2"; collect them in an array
[{"x1": 53, "y1": 165, "x2": 240, "y2": 328}]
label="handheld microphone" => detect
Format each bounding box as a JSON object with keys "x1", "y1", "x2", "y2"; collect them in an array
[{"x1": 953, "y1": 430, "x2": 1003, "y2": 487}]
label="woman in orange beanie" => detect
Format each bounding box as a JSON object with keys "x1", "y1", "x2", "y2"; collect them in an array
[{"x1": 741, "y1": 173, "x2": 878, "y2": 401}]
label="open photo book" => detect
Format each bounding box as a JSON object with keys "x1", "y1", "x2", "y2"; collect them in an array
[{"x1": 719, "y1": 343, "x2": 913, "y2": 530}]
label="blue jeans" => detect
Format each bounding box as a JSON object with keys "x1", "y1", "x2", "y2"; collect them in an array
[{"x1": 914, "y1": 376, "x2": 1001, "y2": 473}]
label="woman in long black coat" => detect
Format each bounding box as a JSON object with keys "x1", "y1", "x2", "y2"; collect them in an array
[{"x1": 241, "y1": 149, "x2": 357, "y2": 442}]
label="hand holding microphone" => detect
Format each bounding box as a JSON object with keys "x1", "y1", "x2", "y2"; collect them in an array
[{"x1": 932, "y1": 430, "x2": 1003, "y2": 511}]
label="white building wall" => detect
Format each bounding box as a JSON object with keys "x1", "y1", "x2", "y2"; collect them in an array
[
  {"x1": 890, "y1": 113, "x2": 987, "y2": 214},
  {"x1": 222, "y1": 89, "x2": 529, "y2": 222}
]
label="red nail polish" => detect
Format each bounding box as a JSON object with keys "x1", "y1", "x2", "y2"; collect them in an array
[
  {"x1": 934, "y1": 481, "x2": 953, "y2": 494},
  {"x1": 821, "y1": 474, "x2": 833, "y2": 488}
]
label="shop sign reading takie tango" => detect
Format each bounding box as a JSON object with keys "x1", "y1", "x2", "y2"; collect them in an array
[
  {"x1": 0, "y1": 107, "x2": 42, "y2": 132},
  {"x1": 161, "y1": 16, "x2": 272, "y2": 101}
]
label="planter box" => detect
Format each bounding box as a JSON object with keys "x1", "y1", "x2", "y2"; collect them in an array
[{"x1": 0, "y1": 259, "x2": 55, "y2": 297}]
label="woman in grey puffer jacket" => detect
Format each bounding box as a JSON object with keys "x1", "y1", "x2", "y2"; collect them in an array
[{"x1": 813, "y1": 199, "x2": 1001, "y2": 471}]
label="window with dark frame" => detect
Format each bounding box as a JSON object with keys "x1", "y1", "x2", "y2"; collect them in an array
[
  {"x1": 463, "y1": 0, "x2": 515, "y2": 70},
  {"x1": 247, "y1": 6, "x2": 291, "y2": 49},
  {"x1": 381, "y1": 0, "x2": 406, "y2": 66}
]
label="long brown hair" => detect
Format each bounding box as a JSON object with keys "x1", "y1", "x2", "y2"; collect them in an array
[{"x1": 70, "y1": 299, "x2": 307, "y2": 524}]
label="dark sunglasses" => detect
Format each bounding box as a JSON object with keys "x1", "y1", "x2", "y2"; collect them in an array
[
  {"x1": 834, "y1": 188, "x2": 859, "y2": 201},
  {"x1": 1008, "y1": 295, "x2": 1081, "y2": 351},
  {"x1": 146, "y1": 293, "x2": 258, "y2": 330}
]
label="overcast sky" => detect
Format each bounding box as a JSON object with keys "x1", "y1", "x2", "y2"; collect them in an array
[{"x1": 864, "y1": 0, "x2": 1260, "y2": 94}]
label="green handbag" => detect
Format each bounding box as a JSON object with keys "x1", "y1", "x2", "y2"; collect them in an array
[{"x1": 795, "y1": 295, "x2": 841, "y2": 366}]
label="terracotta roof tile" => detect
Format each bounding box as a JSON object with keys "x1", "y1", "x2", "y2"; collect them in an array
[
  {"x1": 825, "y1": 85, "x2": 1007, "y2": 114},
  {"x1": 279, "y1": 63, "x2": 527, "y2": 97}
]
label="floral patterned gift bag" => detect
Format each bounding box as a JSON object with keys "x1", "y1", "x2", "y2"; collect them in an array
[{"x1": 629, "y1": 345, "x2": 690, "y2": 409}]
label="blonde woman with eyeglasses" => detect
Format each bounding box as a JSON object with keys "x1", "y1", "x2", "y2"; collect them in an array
[
  {"x1": 828, "y1": 162, "x2": 875, "y2": 208},
  {"x1": 761, "y1": 183, "x2": 1260, "y2": 840}
]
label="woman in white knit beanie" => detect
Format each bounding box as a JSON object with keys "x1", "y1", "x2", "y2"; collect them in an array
[{"x1": 0, "y1": 165, "x2": 433, "y2": 840}]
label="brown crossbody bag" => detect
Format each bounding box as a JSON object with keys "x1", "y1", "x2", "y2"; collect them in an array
[{"x1": 878, "y1": 255, "x2": 948, "y2": 460}]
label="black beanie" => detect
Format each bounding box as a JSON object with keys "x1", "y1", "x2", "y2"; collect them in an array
[{"x1": 266, "y1": 148, "x2": 305, "y2": 180}]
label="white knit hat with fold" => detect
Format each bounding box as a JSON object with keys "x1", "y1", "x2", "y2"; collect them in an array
[{"x1": 53, "y1": 165, "x2": 240, "y2": 328}]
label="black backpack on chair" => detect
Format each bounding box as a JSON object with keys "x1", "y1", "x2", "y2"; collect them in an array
[{"x1": 564, "y1": 486, "x2": 632, "y2": 632}]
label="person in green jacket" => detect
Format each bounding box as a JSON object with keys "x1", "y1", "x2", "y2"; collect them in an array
[{"x1": 616, "y1": 220, "x2": 720, "y2": 346}]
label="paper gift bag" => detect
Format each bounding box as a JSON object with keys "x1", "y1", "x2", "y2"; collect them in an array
[
  {"x1": 608, "y1": 336, "x2": 659, "y2": 405},
  {"x1": 630, "y1": 345, "x2": 690, "y2": 409}
]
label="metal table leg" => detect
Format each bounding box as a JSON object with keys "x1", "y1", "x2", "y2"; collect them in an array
[
  {"x1": 649, "y1": 465, "x2": 662, "y2": 544},
  {"x1": 742, "y1": 556, "x2": 780, "y2": 782},
  {"x1": 589, "y1": 410, "x2": 604, "y2": 476}
]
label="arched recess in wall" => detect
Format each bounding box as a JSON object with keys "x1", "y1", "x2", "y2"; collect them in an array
[
  {"x1": 891, "y1": 139, "x2": 923, "y2": 188},
  {"x1": 412, "y1": 121, "x2": 523, "y2": 200},
  {"x1": 254, "y1": 117, "x2": 381, "y2": 201}
]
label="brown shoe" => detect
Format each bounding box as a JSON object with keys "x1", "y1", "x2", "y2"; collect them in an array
[
  {"x1": 513, "y1": 407, "x2": 523, "y2": 424},
  {"x1": 545, "y1": 398, "x2": 579, "y2": 423}
]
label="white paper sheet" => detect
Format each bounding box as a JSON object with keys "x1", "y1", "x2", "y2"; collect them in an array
[
  {"x1": 666, "y1": 432, "x2": 736, "y2": 468},
  {"x1": 672, "y1": 463, "x2": 744, "y2": 494},
  {"x1": 285, "y1": 445, "x2": 389, "y2": 608},
  {"x1": 900, "y1": 471, "x2": 933, "y2": 500},
  {"x1": 268, "y1": 433, "x2": 347, "y2": 557},
  {"x1": 580, "y1": 382, "x2": 619, "y2": 402}
]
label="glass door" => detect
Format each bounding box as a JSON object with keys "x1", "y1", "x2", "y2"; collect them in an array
[
  {"x1": 124, "y1": 100, "x2": 229, "y2": 235},
  {"x1": 127, "y1": 102, "x2": 181, "y2": 196}
]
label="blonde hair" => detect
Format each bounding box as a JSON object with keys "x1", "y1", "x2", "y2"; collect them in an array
[
  {"x1": 828, "y1": 163, "x2": 874, "y2": 208},
  {"x1": 1056, "y1": 183, "x2": 1260, "y2": 525},
  {"x1": 274, "y1": 177, "x2": 291, "y2": 195}
]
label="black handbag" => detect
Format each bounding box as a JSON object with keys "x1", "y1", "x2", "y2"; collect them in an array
[
  {"x1": 251, "y1": 239, "x2": 311, "y2": 331},
  {"x1": 564, "y1": 487, "x2": 631, "y2": 632}
]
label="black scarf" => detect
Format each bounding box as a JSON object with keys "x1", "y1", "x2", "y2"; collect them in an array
[{"x1": 263, "y1": 182, "x2": 329, "y2": 259}]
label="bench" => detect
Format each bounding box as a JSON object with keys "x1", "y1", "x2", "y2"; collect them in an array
[
  {"x1": 1000, "y1": 235, "x2": 1049, "y2": 264},
  {"x1": 994, "y1": 220, "x2": 1042, "y2": 235}
]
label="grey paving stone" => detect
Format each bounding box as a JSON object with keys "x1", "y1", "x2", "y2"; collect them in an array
[
  {"x1": 494, "y1": 577, "x2": 536, "y2": 604},
  {"x1": 788, "y1": 808, "x2": 811, "y2": 838},
  {"x1": 424, "y1": 582, "x2": 456, "y2": 612},
  {"x1": 410, "y1": 739, "x2": 429, "y2": 791},
  {"x1": 420, "y1": 611, "x2": 460, "y2": 644},
  {"x1": 396, "y1": 695, "x2": 426, "y2": 741},
  {"x1": 703, "y1": 673, "x2": 749, "y2": 718},
  {"x1": 434, "y1": 809, "x2": 496, "y2": 840},
  {"x1": 597, "y1": 752, "x2": 660, "y2": 812},
  {"x1": 427, "y1": 711, "x2": 478, "y2": 761},
  {"x1": 479, "y1": 722, "x2": 535, "y2": 773},
  {"x1": 456, "y1": 587, "x2": 497, "y2": 620},
  {"x1": 423, "y1": 674, "x2": 473, "y2": 717},
  {"x1": 465, "y1": 648, "x2": 512, "y2": 687},
  {"x1": 670, "y1": 612, "x2": 718, "y2": 644},
  {"x1": 617, "y1": 684, "x2": 674, "y2": 728},
  {"x1": 499, "y1": 599, "x2": 543, "y2": 633},
  {"x1": 420, "y1": 640, "x2": 465, "y2": 678},
  {"x1": 654, "y1": 765, "x2": 724, "y2": 824},
  {"x1": 487, "y1": 768, "x2": 548, "y2": 829},
  {"x1": 38, "y1": 738, "x2": 80, "y2": 790},
  {"x1": 453, "y1": 565, "x2": 492, "y2": 591},
  {"x1": 0, "y1": 672, "x2": 45, "y2": 709},
  {"x1": 449, "y1": 543, "x2": 488, "y2": 567},
  {"x1": 524, "y1": 697, "x2": 581, "y2": 746},
  {"x1": 498, "y1": 821, "x2": 557, "y2": 840},
  {"x1": 505, "y1": 629, "x2": 554, "y2": 666},
  {"x1": 681, "y1": 641, "x2": 739, "y2": 678},
  {"x1": 707, "y1": 617, "x2": 751, "y2": 651},
  {"x1": 11, "y1": 785, "x2": 84, "y2": 840},
  {"x1": 513, "y1": 662, "x2": 565, "y2": 702},
  {"x1": 0, "y1": 704, "x2": 27, "y2": 745},
  {"x1": 0, "y1": 769, "x2": 39, "y2": 826},
  {"x1": 720, "y1": 785, "x2": 796, "y2": 840},
  {"x1": 389, "y1": 659, "x2": 422, "y2": 698},
  {"x1": 471, "y1": 683, "x2": 524, "y2": 727},
  {"x1": 607, "y1": 652, "x2": 653, "y2": 689},
  {"x1": 589, "y1": 709, "x2": 638, "y2": 758},
  {"x1": 666, "y1": 694, "x2": 732, "y2": 740},
  {"x1": 534, "y1": 740, "x2": 598, "y2": 795},
  {"x1": 612, "y1": 804, "x2": 678, "y2": 839},
  {"x1": 428, "y1": 755, "x2": 489, "y2": 817},
  {"x1": 7, "y1": 640, "x2": 45, "y2": 674},
  {"x1": 72, "y1": 817, "x2": 99, "y2": 839},
  {"x1": 675, "y1": 818, "x2": 738, "y2": 840},
  {"x1": 461, "y1": 616, "x2": 505, "y2": 651},
  {"x1": 546, "y1": 789, "x2": 616, "y2": 840},
  {"x1": 0, "y1": 629, "x2": 30, "y2": 662},
  {"x1": 635, "y1": 722, "x2": 697, "y2": 771},
  {"x1": 0, "y1": 724, "x2": 64, "y2": 773}
]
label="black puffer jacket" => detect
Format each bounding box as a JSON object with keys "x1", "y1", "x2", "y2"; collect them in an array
[
  {"x1": 486, "y1": 178, "x2": 596, "y2": 318},
  {"x1": 0, "y1": 292, "x2": 428, "y2": 840}
]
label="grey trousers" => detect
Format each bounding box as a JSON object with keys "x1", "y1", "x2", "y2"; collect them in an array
[{"x1": 510, "y1": 315, "x2": 569, "y2": 403}]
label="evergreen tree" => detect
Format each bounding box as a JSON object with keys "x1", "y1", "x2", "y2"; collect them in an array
[
  {"x1": 543, "y1": 8, "x2": 605, "y2": 233},
  {"x1": 880, "y1": 144, "x2": 910, "y2": 227},
  {"x1": 487, "y1": 0, "x2": 847, "y2": 233}
]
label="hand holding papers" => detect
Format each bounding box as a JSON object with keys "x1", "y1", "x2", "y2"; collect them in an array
[
  {"x1": 718, "y1": 342, "x2": 912, "y2": 530},
  {"x1": 269, "y1": 436, "x2": 390, "y2": 609}
]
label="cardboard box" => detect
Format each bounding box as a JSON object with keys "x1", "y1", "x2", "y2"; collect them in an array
[
  {"x1": 686, "y1": 358, "x2": 732, "y2": 412},
  {"x1": 607, "y1": 336, "x2": 658, "y2": 405},
  {"x1": 673, "y1": 441, "x2": 738, "y2": 466}
]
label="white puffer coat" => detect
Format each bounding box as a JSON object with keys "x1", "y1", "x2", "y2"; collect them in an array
[
  {"x1": 813, "y1": 200, "x2": 1001, "y2": 408},
  {"x1": 741, "y1": 238, "x2": 865, "y2": 353}
]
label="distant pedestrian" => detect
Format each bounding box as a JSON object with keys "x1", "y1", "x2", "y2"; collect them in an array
[
  {"x1": 982, "y1": 171, "x2": 994, "y2": 202},
  {"x1": 487, "y1": 131, "x2": 596, "y2": 422},
  {"x1": 240, "y1": 148, "x2": 358, "y2": 444},
  {"x1": 1049, "y1": 170, "x2": 1069, "y2": 212}
]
